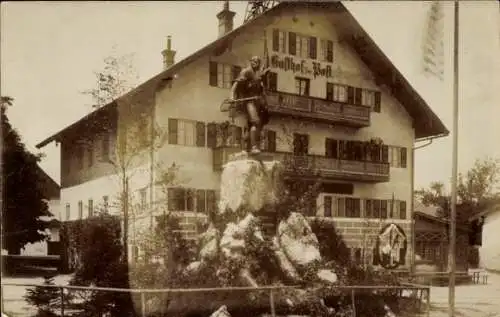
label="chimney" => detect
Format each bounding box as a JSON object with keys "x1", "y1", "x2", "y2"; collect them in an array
[
  {"x1": 216, "y1": 0, "x2": 235, "y2": 38},
  {"x1": 161, "y1": 36, "x2": 176, "y2": 70}
]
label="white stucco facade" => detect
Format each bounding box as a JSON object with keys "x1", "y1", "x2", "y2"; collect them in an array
[{"x1": 480, "y1": 209, "x2": 500, "y2": 272}]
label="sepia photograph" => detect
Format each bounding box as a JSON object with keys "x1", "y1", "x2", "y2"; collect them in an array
[{"x1": 1, "y1": 1, "x2": 499, "y2": 316}]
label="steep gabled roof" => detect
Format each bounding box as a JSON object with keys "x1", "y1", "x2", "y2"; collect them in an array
[{"x1": 36, "y1": 1, "x2": 448, "y2": 148}]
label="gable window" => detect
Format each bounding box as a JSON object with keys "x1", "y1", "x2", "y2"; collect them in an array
[
  {"x1": 389, "y1": 146, "x2": 407, "y2": 168},
  {"x1": 295, "y1": 77, "x2": 310, "y2": 96},
  {"x1": 326, "y1": 83, "x2": 348, "y2": 102},
  {"x1": 65, "y1": 203, "x2": 70, "y2": 221},
  {"x1": 78, "y1": 201, "x2": 83, "y2": 219},
  {"x1": 319, "y1": 39, "x2": 334, "y2": 63},
  {"x1": 87, "y1": 142, "x2": 94, "y2": 167},
  {"x1": 209, "y1": 62, "x2": 240, "y2": 89},
  {"x1": 88, "y1": 199, "x2": 94, "y2": 217},
  {"x1": 272, "y1": 29, "x2": 287, "y2": 54},
  {"x1": 102, "y1": 132, "x2": 110, "y2": 160},
  {"x1": 103, "y1": 195, "x2": 109, "y2": 213}
]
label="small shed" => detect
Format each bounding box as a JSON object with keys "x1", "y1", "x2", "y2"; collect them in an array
[{"x1": 414, "y1": 201, "x2": 470, "y2": 272}]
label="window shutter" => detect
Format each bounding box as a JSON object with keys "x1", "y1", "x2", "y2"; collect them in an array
[
  {"x1": 365, "y1": 199, "x2": 372, "y2": 218},
  {"x1": 196, "y1": 189, "x2": 206, "y2": 213},
  {"x1": 288, "y1": 32, "x2": 296, "y2": 56},
  {"x1": 381, "y1": 200, "x2": 388, "y2": 218},
  {"x1": 272, "y1": 29, "x2": 279, "y2": 52},
  {"x1": 168, "y1": 118, "x2": 178, "y2": 145},
  {"x1": 324, "y1": 196, "x2": 332, "y2": 217},
  {"x1": 231, "y1": 65, "x2": 241, "y2": 85},
  {"x1": 382, "y1": 145, "x2": 389, "y2": 163},
  {"x1": 267, "y1": 72, "x2": 278, "y2": 92},
  {"x1": 325, "y1": 138, "x2": 336, "y2": 158},
  {"x1": 355, "y1": 88, "x2": 363, "y2": 105},
  {"x1": 267, "y1": 130, "x2": 276, "y2": 152},
  {"x1": 347, "y1": 86, "x2": 355, "y2": 104},
  {"x1": 374, "y1": 91, "x2": 381, "y2": 112},
  {"x1": 196, "y1": 121, "x2": 206, "y2": 147},
  {"x1": 209, "y1": 61, "x2": 218, "y2": 86},
  {"x1": 309, "y1": 37, "x2": 317, "y2": 59},
  {"x1": 207, "y1": 123, "x2": 217, "y2": 148},
  {"x1": 326, "y1": 83, "x2": 333, "y2": 101},
  {"x1": 326, "y1": 40, "x2": 334, "y2": 62},
  {"x1": 400, "y1": 200, "x2": 407, "y2": 219},
  {"x1": 400, "y1": 147, "x2": 407, "y2": 168},
  {"x1": 167, "y1": 188, "x2": 175, "y2": 211},
  {"x1": 206, "y1": 190, "x2": 216, "y2": 215}
]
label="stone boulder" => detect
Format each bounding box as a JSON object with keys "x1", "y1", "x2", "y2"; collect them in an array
[
  {"x1": 277, "y1": 212, "x2": 321, "y2": 267},
  {"x1": 218, "y1": 156, "x2": 284, "y2": 216}
]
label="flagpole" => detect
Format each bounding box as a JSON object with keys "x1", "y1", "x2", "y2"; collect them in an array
[{"x1": 448, "y1": 0, "x2": 460, "y2": 316}]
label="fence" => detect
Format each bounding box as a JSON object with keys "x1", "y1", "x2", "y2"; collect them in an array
[{"x1": 1, "y1": 283, "x2": 431, "y2": 317}]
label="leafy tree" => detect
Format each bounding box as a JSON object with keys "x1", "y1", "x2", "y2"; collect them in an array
[
  {"x1": 1, "y1": 96, "x2": 52, "y2": 254},
  {"x1": 415, "y1": 157, "x2": 500, "y2": 222}
]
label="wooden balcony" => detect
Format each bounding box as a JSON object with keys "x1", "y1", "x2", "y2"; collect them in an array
[
  {"x1": 265, "y1": 91, "x2": 371, "y2": 127},
  {"x1": 213, "y1": 147, "x2": 390, "y2": 183}
]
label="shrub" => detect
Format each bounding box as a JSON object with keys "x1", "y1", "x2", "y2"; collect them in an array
[{"x1": 24, "y1": 275, "x2": 61, "y2": 317}]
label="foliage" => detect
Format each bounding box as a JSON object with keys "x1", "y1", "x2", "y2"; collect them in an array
[
  {"x1": 24, "y1": 276, "x2": 60, "y2": 317},
  {"x1": 415, "y1": 157, "x2": 500, "y2": 221},
  {"x1": 61, "y1": 214, "x2": 134, "y2": 317},
  {"x1": 1, "y1": 96, "x2": 52, "y2": 254},
  {"x1": 83, "y1": 52, "x2": 139, "y2": 109}
]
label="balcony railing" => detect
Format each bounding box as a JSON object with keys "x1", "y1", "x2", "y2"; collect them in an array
[
  {"x1": 213, "y1": 147, "x2": 390, "y2": 183},
  {"x1": 265, "y1": 91, "x2": 371, "y2": 127}
]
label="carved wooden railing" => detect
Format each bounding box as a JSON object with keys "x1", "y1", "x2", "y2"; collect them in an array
[
  {"x1": 213, "y1": 148, "x2": 390, "y2": 182},
  {"x1": 265, "y1": 90, "x2": 371, "y2": 127}
]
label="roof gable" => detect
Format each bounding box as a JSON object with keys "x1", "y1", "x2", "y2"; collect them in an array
[{"x1": 37, "y1": 2, "x2": 448, "y2": 148}]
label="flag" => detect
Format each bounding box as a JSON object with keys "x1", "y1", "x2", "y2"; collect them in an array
[{"x1": 422, "y1": 1, "x2": 445, "y2": 80}]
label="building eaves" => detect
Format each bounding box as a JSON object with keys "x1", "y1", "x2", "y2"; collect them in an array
[{"x1": 36, "y1": 2, "x2": 448, "y2": 148}]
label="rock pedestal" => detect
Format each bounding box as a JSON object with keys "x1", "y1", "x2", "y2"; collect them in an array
[{"x1": 185, "y1": 151, "x2": 338, "y2": 300}]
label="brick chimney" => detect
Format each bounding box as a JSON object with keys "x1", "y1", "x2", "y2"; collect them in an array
[
  {"x1": 161, "y1": 36, "x2": 176, "y2": 70},
  {"x1": 216, "y1": 0, "x2": 235, "y2": 38}
]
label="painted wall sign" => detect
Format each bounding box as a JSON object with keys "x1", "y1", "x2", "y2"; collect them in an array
[
  {"x1": 270, "y1": 54, "x2": 333, "y2": 79},
  {"x1": 373, "y1": 223, "x2": 408, "y2": 269}
]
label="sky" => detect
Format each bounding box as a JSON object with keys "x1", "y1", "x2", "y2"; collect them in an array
[{"x1": 1, "y1": 1, "x2": 499, "y2": 191}]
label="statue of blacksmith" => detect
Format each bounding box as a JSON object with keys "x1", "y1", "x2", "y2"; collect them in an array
[{"x1": 229, "y1": 56, "x2": 270, "y2": 154}]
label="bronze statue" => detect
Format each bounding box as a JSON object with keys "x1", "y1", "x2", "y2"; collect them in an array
[{"x1": 229, "y1": 56, "x2": 270, "y2": 154}]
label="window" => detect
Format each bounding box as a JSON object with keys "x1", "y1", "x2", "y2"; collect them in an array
[
  {"x1": 272, "y1": 29, "x2": 287, "y2": 53},
  {"x1": 346, "y1": 198, "x2": 361, "y2": 218},
  {"x1": 319, "y1": 39, "x2": 334, "y2": 62},
  {"x1": 207, "y1": 123, "x2": 217, "y2": 148},
  {"x1": 103, "y1": 195, "x2": 109, "y2": 213},
  {"x1": 295, "y1": 77, "x2": 310, "y2": 96},
  {"x1": 168, "y1": 118, "x2": 206, "y2": 147},
  {"x1": 65, "y1": 203, "x2": 70, "y2": 221},
  {"x1": 88, "y1": 199, "x2": 94, "y2": 217},
  {"x1": 78, "y1": 201, "x2": 83, "y2": 219},
  {"x1": 323, "y1": 196, "x2": 332, "y2": 217},
  {"x1": 389, "y1": 146, "x2": 408, "y2": 168},
  {"x1": 361, "y1": 90, "x2": 382, "y2": 112},
  {"x1": 87, "y1": 143, "x2": 94, "y2": 167},
  {"x1": 293, "y1": 133, "x2": 309, "y2": 155},
  {"x1": 326, "y1": 83, "x2": 348, "y2": 102},
  {"x1": 209, "y1": 62, "x2": 240, "y2": 89},
  {"x1": 399, "y1": 201, "x2": 407, "y2": 219},
  {"x1": 140, "y1": 189, "x2": 147, "y2": 209},
  {"x1": 168, "y1": 188, "x2": 195, "y2": 212},
  {"x1": 102, "y1": 132, "x2": 110, "y2": 160},
  {"x1": 261, "y1": 129, "x2": 277, "y2": 152},
  {"x1": 76, "y1": 145, "x2": 84, "y2": 170},
  {"x1": 265, "y1": 72, "x2": 278, "y2": 92},
  {"x1": 168, "y1": 188, "x2": 216, "y2": 213}
]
